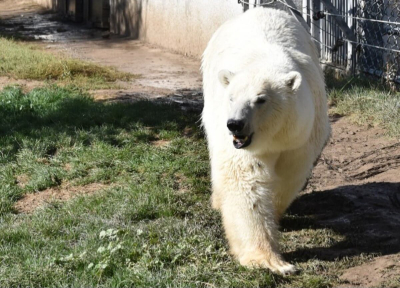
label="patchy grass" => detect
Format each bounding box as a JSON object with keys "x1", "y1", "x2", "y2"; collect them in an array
[
  {"x1": 0, "y1": 37, "x2": 135, "y2": 89},
  {"x1": 0, "y1": 83, "x2": 388, "y2": 287},
  {"x1": 0, "y1": 85, "x2": 283, "y2": 287},
  {"x1": 327, "y1": 74, "x2": 400, "y2": 136}
]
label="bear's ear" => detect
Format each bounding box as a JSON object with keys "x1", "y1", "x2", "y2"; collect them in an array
[
  {"x1": 218, "y1": 70, "x2": 235, "y2": 88},
  {"x1": 285, "y1": 71, "x2": 302, "y2": 92}
]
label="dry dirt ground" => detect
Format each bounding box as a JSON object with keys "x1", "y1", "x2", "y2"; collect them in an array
[
  {"x1": 289, "y1": 117, "x2": 400, "y2": 287},
  {"x1": 1, "y1": 1, "x2": 400, "y2": 286}
]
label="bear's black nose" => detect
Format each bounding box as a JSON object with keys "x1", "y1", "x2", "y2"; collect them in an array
[{"x1": 227, "y1": 119, "x2": 245, "y2": 133}]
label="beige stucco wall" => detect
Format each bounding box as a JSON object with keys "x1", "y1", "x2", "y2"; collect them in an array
[
  {"x1": 110, "y1": 0, "x2": 243, "y2": 58},
  {"x1": 31, "y1": 0, "x2": 244, "y2": 58},
  {"x1": 31, "y1": 0, "x2": 54, "y2": 9},
  {"x1": 30, "y1": 0, "x2": 305, "y2": 58},
  {"x1": 32, "y1": 0, "x2": 66, "y2": 13}
]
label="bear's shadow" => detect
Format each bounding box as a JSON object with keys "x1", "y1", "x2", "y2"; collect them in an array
[{"x1": 282, "y1": 182, "x2": 400, "y2": 262}]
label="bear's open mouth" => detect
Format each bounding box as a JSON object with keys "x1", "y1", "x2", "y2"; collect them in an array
[{"x1": 233, "y1": 133, "x2": 253, "y2": 149}]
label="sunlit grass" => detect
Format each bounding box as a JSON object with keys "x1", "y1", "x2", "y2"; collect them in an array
[
  {"x1": 0, "y1": 37, "x2": 137, "y2": 89},
  {"x1": 327, "y1": 74, "x2": 400, "y2": 136},
  {"x1": 0, "y1": 74, "x2": 395, "y2": 286},
  {"x1": 0, "y1": 85, "x2": 281, "y2": 287}
]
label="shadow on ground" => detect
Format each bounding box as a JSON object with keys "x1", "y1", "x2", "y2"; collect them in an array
[
  {"x1": 283, "y1": 182, "x2": 400, "y2": 262},
  {"x1": 0, "y1": 87, "x2": 203, "y2": 160},
  {"x1": 99, "y1": 88, "x2": 203, "y2": 111}
]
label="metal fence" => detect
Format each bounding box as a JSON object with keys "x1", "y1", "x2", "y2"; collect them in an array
[{"x1": 239, "y1": 0, "x2": 400, "y2": 84}]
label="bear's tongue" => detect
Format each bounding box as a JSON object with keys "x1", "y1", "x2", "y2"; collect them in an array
[{"x1": 233, "y1": 135, "x2": 250, "y2": 149}]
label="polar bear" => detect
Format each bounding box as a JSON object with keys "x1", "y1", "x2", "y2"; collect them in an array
[{"x1": 201, "y1": 8, "x2": 330, "y2": 274}]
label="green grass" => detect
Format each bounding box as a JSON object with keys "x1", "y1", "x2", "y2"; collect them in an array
[
  {"x1": 327, "y1": 74, "x2": 400, "y2": 136},
  {"x1": 0, "y1": 85, "x2": 286, "y2": 287},
  {"x1": 0, "y1": 82, "x2": 391, "y2": 287},
  {"x1": 0, "y1": 37, "x2": 135, "y2": 89}
]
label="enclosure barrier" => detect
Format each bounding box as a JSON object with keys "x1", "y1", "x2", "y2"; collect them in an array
[{"x1": 239, "y1": 0, "x2": 400, "y2": 84}]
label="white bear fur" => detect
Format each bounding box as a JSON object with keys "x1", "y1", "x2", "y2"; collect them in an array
[{"x1": 201, "y1": 8, "x2": 330, "y2": 274}]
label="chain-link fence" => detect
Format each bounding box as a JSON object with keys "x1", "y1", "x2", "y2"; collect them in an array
[
  {"x1": 355, "y1": 0, "x2": 400, "y2": 83},
  {"x1": 238, "y1": 0, "x2": 400, "y2": 85}
]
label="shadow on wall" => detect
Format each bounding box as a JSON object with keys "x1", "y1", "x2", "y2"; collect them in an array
[
  {"x1": 283, "y1": 182, "x2": 400, "y2": 262},
  {"x1": 50, "y1": 0, "x2": 66, "y2": 14},
  {"x1": 110, "y1": 0, "x2": 145, "y2": 39}
]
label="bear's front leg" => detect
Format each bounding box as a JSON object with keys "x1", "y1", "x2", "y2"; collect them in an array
[
  {"x1": 220, "y1": 182, "x2": 296, "y2": 275},
  {"x1": 210, "y1": 168, "x2": 224, "y2": 211},
  {"x1": 211, "y1": 190, "x2": 223, "y2": 210}
]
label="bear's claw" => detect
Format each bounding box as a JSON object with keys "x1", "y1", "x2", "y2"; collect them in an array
[
  {"x1": 239, "y1": 253, "x2": 297, "y2": 275},
  {"x1": 277, "y1": 263, "x2": 298, "y2": 275}
]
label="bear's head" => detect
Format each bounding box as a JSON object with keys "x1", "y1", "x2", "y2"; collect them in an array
[{"x1": 218, "y1": 64, "x2": 315, "y2": 153}]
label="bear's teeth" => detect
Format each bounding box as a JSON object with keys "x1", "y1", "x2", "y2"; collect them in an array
[{"x1": 233, "y1": 135, "x2": 249, "y2": 143}]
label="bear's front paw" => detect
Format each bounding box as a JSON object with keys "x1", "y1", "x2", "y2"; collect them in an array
[
  {"x1": 239, "y1": 253, "x2": 298, "y2": 275},
  {"x1": 275, "y1": 263, "x2": 297, "y2": 275}
]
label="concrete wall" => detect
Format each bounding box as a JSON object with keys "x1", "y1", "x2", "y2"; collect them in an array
[
  {"x1": 31, "y1": 0, "x2": 303, "y2": 58},
  {"x1": 110, "y1": 0, "x2": 243, "y2": 57},
  {"x1": 32, "y1": 0, "x2": 243, "y2": 57}
]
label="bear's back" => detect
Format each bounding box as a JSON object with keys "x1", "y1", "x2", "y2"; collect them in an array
[{"x1": 202, "y1": 8, "x2": 316, "y2": 76}]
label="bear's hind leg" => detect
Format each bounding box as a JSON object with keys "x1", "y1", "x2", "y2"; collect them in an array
[{"x1": 274, "y1": 176, "x2": 309, "y2": 222}]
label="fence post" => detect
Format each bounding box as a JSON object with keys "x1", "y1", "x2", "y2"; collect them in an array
[
  {"x1": 319, "y1": 0, "x2": 357, "y2": 43},
  {"x1": 312, "y1": 0, "x2": 322, "y2": 55},
  {"x1": 242, "y1": 0, "x2": 249, "y2": 11},
  {"x1": 284, "y1": 0, "x2": 311, "y2": 32},
  {"x1": 347, "y1": 0, "x2": 354, "y2": 73},
  {"x1": 302, "y1": 0, "x2": 308, "y2": 22}
]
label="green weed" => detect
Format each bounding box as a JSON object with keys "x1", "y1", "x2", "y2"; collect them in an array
[
  {"x1": 327, "y1": 74, "x2": 400, "y2": 136},
  {"x1": 0, "y1": 37, "x2": 136, "y2": 89}
]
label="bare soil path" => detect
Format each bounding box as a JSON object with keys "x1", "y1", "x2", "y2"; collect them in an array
[
  {"x1": 1, "y1": 1, "x2": 400, "y2": 286},
  {"x1": 0, "y1": 0, "x2": 45, "y2": 19},
  {"x1": 0, "y1": 0, "x2": 202, "y2": 101}
]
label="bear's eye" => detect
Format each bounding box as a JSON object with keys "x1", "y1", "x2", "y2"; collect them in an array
[{"x1": 255, "y1": 98, "x2": 266, "y2": 104}]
